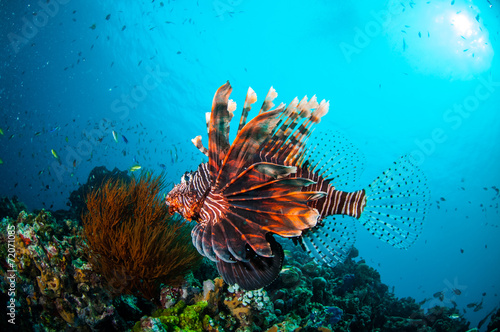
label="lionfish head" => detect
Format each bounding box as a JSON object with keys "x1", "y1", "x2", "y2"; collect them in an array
[{"x1": 165, "y1": 171, "x2": 200, "y2": 221}]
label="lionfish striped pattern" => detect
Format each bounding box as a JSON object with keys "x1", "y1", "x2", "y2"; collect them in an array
[{"x1": 166, "y1": 82, "x2": 429, "y2": 290}]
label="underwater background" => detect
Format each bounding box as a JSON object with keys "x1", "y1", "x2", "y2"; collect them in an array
[{"x1": 1, "y1": 0, "x2": 500, "y2": 331}]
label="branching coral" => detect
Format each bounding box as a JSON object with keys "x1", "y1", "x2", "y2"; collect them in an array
[{"x1": 82, "y1": 173, "x2": 201, "y2": 300}]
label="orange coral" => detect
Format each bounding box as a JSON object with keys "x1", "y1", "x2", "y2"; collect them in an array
[
  {"x1": 82, "y1": 173, "x2": 201, "y2": 300},
  {"x1": 223, "y1": 296, "x2": 252, "y2": 326},
  {"x1": 197, "y1": 277, "x2": 225, "y2": 314},
  {"x1": 36, "y1": 270, "x2": 61, "y2": 297}
]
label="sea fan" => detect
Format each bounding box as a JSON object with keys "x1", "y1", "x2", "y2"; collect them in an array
[{"x1": 82, "y1": 173, "x2": 201, "y2": 300}]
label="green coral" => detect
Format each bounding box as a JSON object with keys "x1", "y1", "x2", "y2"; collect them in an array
[
  {"x1": 180, "y1": 300, "x2": 208, "y2": 330},
  {"x1": 134, "y1": 300, "x2": 211, "y2": 332}
]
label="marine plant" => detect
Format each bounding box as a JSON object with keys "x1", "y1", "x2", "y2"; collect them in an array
[{"x1": 82, "y1": 172, "x2": 201, "y2": 300}]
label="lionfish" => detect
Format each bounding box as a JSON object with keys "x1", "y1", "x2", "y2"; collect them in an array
[{"x1": 166, "y1": 82, "x2": 429, "y2": 290}]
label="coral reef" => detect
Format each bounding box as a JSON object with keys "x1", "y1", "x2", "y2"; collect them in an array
[
  {"x1": 261, "y1": 238, "x2": 472, "y2": 332},
  {"x1": 486, "y1": 308, "x2": 500, "y2": 331},
  {"x1": 82, "y1": 172, "x2": 201, "y2": 300},
  {"x1": 0, "y1": 191, "x2": 489, "y2": 332},
  {"x1": 304, "y1": 304, "x2": 343, "y2": 330},
  {"x1": 0, "y1": 195, "x2": 28, "y2": 219},
  {"x1": 0, "y1": 210, "x2": 127, "y2": 331},
  {"x1": 134, "y1": 300, "x2": 212, "y2": 332},
  {"x1": 223, "y1": 283, "x2": 276, "y2": 329}
]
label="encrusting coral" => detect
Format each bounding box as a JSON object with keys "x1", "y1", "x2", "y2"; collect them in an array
[
  {"x1": 82, "y1": 172, "x2": 201, "y2": 300},
  {"x1": 0, "y1": 209, "x2": 123, "y2": 331}
]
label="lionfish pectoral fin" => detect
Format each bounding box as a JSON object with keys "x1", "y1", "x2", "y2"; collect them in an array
[
  {"x1": 227, "y1": 191, "x2": 325, "y2": 202},
  {"x1": 360, "y1": 155, "x2": 430, "y2": 249},
  {"x1": 224, "y1": 209, "x2": 273, "y2": 257},
  {"x1": 227, "y1": 192, "x2": 321, "y2": 240},
  {"x1": 216, "y1": 234, "x2": 284, "y2": 290},
  {"x1": 192, "y1": 223, "x2": 218, "y2": 262},
  {"x1": 253, "y1": 163, "x2": 296, "y2": 179},
  {"x1": 300, "y1": 215, "x2": 356, "y2": 267},
  {"x1": 192, "y1": 214, "x2": 256, "y2": 263},
  {"x1": 222, "y1": 162, "x2": 302, "y2": 196},
  {"x1": 211, "y1": 219, "x2": 240, "y2": 263},
  {"x1": 215, "y1": 108, "x2": 287, "y2": 189},
  {"x1": 221, "y1": 163, "x2": 323, "y2": 244}
]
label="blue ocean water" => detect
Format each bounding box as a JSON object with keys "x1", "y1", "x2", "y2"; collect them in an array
[{"x1": 0, "y1": 0, "x2": 499, "y2": 329}]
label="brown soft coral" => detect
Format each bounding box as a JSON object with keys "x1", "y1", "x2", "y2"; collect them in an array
[
  {"x1": 82, "y1": 173, "x2": 201, "y2": 301},
  {"x1": 36, "y1": 270, "x2": 61, "y2": 297}
]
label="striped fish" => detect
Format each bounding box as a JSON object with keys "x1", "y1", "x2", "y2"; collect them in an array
[{"x1": 166, "y1": 82, "x2": 429, "y2": 290}]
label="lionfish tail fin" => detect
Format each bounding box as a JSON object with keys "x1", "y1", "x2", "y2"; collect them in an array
[
  {"x1": 360, "y1": 155, "x2": 430, "y2": 249},
  {"x1": 216, "y1": 234, "x2": 284, "y2": 290},
  {"x1": 301, "y1": 215, "x2": 356, "y2": 267}
]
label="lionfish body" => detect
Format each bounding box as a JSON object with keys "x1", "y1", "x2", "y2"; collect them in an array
[{"x1": 166, "y1": 82, "x2": 429, "y2": 290}]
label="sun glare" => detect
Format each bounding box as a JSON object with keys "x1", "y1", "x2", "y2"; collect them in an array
[
  {"x1": 396, "y1": 2, "x2": 495, "y2": 80},
  {"x1": 445, "y1": 9, "x2": 490, "y2": 61},
  {"x1": 451, "y1": 12, "x2": 474, "y2": 37}
]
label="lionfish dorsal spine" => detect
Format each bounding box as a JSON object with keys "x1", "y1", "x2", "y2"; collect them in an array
[
  {"x1": 214, "y1": 107, "x2": 287, "y2": 190},
  {"x1": 258, "y1": 86, "x2": 277, "y2": 114},
  {"x1": 237, "y1": 87, "x2": 257, "y2": 134},
  {"x1": 191, "y1": 135, "x2": 208, "y2": 156},
  {"x1": 284, "y1": 100, "x2": 329, "y2": 166},
  {"x1": 208, "y1": 82, "x2": 233, "y2": 185},
  {"x1": 205, "y1": 112, "x2": 210, "y2": 133},
  {"x1": 293, "y1": 100, "x2": 330, "y2": 164},
  {"x1": 258, "y1": 100, "x2": 306, "y2": 164}
]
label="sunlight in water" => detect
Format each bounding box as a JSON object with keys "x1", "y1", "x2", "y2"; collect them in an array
[
  {"x1": 448, "y1": 10, "x2": 490, "y2": 61},
  {"x1": 389, "y1": 1, "x2": 494, "y2": 80},
  {"x1": 450, "y1": 12, "x2": 473, "y2": 36}
]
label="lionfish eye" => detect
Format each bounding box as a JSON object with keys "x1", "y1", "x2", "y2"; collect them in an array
[{"x1": 181, "y1": 172, "x2": 192, "y2": 184}]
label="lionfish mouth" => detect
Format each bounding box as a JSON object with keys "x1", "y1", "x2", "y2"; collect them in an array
[{"x1": 165, "y1": 195, "x2": 177, "y2": 216}]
